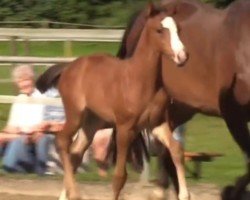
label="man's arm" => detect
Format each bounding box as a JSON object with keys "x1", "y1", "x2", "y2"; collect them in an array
[{"x1": 2, "y1": 125, "x2": 20, "y2": 134}]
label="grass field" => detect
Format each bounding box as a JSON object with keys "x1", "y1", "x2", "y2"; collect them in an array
[{"x1": 0, "y1": 41, "x2": 245, "y2": 189}]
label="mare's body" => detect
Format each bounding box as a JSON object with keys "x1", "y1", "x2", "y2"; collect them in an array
[{"x1": 119, "y1": 0, "x2": 250, "y2": 199}]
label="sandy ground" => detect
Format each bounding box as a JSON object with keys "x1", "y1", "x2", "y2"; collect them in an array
[{"x1": 0, "y1": 177, "x2": 224, "y2": 200}]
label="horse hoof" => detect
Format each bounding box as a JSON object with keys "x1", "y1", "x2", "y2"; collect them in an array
[{"x1": 178, "y1": 192, "x2": 191, "y2": 200}]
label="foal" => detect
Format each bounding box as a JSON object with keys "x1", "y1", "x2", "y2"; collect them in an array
[{"x1": 56, "y1": 5, "x2": 187, "y2": 200}]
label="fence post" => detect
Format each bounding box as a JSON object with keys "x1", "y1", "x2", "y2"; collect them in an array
[
  {"x1": 10, "y1": 36, "x2": 18, "y2": 68},
  {"x1": 10, "y1": 36, "x2": 18, "y2": 56},
  {"x1": 64, "y1": 40, "x2": 72, "y2": 57},
  {"x1": 24, "y1": 39, "x2": 30, "y2": 56}
]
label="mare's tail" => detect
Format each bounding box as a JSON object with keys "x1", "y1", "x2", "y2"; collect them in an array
[{"x1": 36, "y1": 62, "x2": 68, "y2": 93}]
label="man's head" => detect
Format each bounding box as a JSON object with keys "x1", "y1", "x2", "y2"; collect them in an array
[{"x1": 12, "y1": 64, "x2": 35, "y2": 95}]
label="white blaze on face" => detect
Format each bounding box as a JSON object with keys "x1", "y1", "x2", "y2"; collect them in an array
[{"x1": 161, "y1": 17, "x2": 187, "y2": 64}]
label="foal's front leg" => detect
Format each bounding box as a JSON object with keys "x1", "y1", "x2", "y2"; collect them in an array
[{"x1": 113, "y1": 125, "x2": 135, "y2": 200}]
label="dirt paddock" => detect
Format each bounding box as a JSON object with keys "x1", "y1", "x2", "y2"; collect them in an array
[{"x1": 0, "y1": 177, "x2": 225, "y2": 200}]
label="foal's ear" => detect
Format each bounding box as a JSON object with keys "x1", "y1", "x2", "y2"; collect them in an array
[{"x1": 145, "y1": 2, "x2": 157, "y2": 17}]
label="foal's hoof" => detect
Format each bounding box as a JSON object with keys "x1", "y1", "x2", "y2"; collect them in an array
[
  {"x1": 178, "y1": 195, "x2": 191, "y2": 200},
  {"x1": 147, "y1": 187, "x2": 166, "y2": 200},
  {"x1": 179, "y1": 192, "x2": 191, "y2": 200}
]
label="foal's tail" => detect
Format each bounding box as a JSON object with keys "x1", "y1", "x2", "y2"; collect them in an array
[
  {"x1": 106, "y1": 128, "x2": 150, "y2": 172},
  {"x1": 36, "y1": 62, "x2": 68, "y2": 93}
]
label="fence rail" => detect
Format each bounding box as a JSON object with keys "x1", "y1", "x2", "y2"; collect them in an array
[
  {"x1": 0, "y1": 95, "x2": 62, "y2": 106},
  {"x1": 0, "y1": 28, "x2": 124, "y2": 42},
  {"x1": 0, "y1": 28, "x2": 124, "y2": 102},
  {"x1": 0, "y1": 56, "x2": 75, "y2": 64}
]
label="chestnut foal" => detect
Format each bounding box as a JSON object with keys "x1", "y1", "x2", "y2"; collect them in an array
[{"x1": 56, "y1": 5, "x2": 187, "y2": 200}]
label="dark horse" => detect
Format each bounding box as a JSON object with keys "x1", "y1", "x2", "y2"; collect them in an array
[
  {"x1": 37, "y1": 5, "x2": 187, "y2": 200},
  {"x1": 120, "y1": 0, "x2": 250, "y2": 199}
]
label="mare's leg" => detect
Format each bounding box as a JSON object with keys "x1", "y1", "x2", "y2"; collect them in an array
[
  {"x1": 113, "y1": 125, "x2": 135, "y2": 200},
  {"x1": 152, "y1": 122, "x2": 189, "y2": 200},
  {"x1": 220, "y1": 90, "x2": 250, "y2": 199},
  {"x1": 169, "y1": 127, "x2": 189, "y2": 200}
]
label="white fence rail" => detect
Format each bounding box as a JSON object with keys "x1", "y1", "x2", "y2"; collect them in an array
[
  {"x1": 0, "y1": 95, "x2": 62, "y2": 106},
  {"x1": 0, "y1": 28, "x2": 124, "y2": 42},
  {"x1": 0, "y1": 28, "x2": 124, "y2": 103},
  {"x1": 0, "y1": 56, "x2": 75, "y2": 64}
]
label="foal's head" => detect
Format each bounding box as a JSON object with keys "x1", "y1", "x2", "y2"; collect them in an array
[{"x1": 144, "y1": 4, "x2": 188, "y2": 65}]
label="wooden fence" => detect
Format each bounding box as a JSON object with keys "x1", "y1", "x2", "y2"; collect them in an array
[
  {"x1": 0, "y1": 95, "x2": 62, "y2": 105},
  {"x1": 0, "y1": 28, "x2": 124, "y2": 57},
  {"x1": 0, "y1": 28, "x2": 124, "y2": 41}
]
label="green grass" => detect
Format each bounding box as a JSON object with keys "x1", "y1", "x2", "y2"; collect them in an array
[
  {"x1": 185, "y1": 114, "x2": 244, "y2": 187},
  {"x1": 0, "y1": 41, "x2": 119, "y2": 57},
  {"x1": 0, "y1": 41, "x2": 246, "y2": 188}
]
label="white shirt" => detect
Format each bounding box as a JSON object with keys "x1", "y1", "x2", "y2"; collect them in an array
[{"x1": 7, "y1": 89, "x2": 44, "y2": 133}]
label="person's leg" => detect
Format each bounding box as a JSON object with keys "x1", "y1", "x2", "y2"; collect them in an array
[
  {"x1": 92, "y1": 129, "x2": 112, "y2": 177},
  {"x1": 35, "y1": 134, "x2": 51, "y2": 175},
  {"x1": 0, "y1": 143, "x2": 7, "y2": 157},
  {"x1": 3, "y1": 136, "x2": 33, "y2": 173}
]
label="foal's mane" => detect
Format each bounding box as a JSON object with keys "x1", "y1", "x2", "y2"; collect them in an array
[
  {"x1": 116, "y1": 5, "x2": 164, "y2": 59},
  {"x1": 116, "y1": 10, "x2": 143, "y2": 59}
]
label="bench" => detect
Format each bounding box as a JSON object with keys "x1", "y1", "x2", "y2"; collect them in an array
[{"x1": 184, "y1": 151, "x2": 224, "y2": 179}]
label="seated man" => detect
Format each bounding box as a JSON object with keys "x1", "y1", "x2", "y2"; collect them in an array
[{"x1": 0, "y1": 64, "x2": 51, "y2": 174}]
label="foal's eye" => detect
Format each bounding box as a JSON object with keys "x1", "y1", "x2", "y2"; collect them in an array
[{"x1": 157, "y1": 29, "x2": 163, "y2": 34}]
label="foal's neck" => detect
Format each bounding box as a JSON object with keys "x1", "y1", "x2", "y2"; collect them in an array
[{"x1": 130, "y1": 28, "x2": 161, "y2": 77}]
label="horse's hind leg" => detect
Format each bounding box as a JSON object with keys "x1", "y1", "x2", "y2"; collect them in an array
[
  {"x1": 58, "y1": 111, "x2": 106, "y2": 200},
  {"x1": 56, "y1": 109, "x2": 83, "y2": 200},
  {"x1": 169, "y1": 128, "x2": 190, "y2": 200},
  {"x1": 59, "y1": 130, "x2": 89, "y2": 200},
  {"x1": 112, "y1": 124, "x2": 135, "y2": 200},
  {"x1": 152, "y1": 122, "x2": 189, "y2": 200},
  {"x1": 220, "y1": 91, "x2": 250, "y2": 199}
]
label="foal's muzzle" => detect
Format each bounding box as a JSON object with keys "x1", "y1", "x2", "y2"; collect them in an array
[{"x1": 174, "y1": 49, "x2": 188, "y2": 66}]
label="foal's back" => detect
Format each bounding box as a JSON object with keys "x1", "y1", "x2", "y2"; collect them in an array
[{"x1": 59, "y1": 54, "x2": 129, "y2": 121}]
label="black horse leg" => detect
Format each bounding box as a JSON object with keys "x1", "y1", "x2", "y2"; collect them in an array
[
  {"x1": 157, "y1": 143, "x2": 179, "y2": 193},
  {"x1": 220, "y1": 90, "x2": 250, "y2": 200}
]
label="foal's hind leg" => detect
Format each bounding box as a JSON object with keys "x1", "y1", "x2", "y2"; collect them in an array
[
  {"x1": 59, "y1": 130, "x2": 89, "y2": 200},
  {"x1": 56, "y1": 114, "x2": 82, "y2": 200},
  {"x1": 59, "y1": 119, "x2": 104, "y2": 200},
  {"x1": 220, "y1": 90, "x2": 250, "y2": 199},
  {"x1": 112, "y1": 125, "x2": 135, "y2": 200}
]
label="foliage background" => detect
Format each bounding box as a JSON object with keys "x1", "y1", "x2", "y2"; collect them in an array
[{"x1": 0, "y1": 0, "x2": 235, "y2": 28}]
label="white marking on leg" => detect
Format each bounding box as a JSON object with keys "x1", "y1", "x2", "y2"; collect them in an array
[
  {"x1": 152, "y1": 123, "x2": 170, "y2": 148},
  {"x1": 152, "y1": 187, "x2": 166, "y2": 199},
  {"x1": 59, "y1": 189, "x2": 68, "y2": 200}
]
